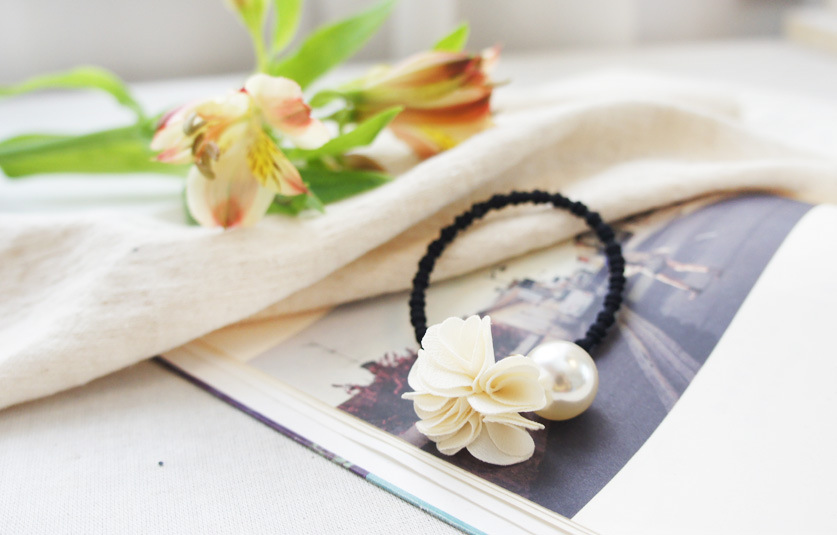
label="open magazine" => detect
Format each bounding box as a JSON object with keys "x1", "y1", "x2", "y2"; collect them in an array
[{"x1": 161, "y1": 194, "x2": 837, "y2": 534}]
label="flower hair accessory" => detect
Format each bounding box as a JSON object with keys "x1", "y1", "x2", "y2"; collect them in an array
[{"x1": 404, "y1": 190, "x2": 626, "y2": 465}]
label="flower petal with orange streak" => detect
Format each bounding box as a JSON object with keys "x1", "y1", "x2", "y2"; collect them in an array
[
  {"x1": 150, "y1": 106, "x2": 194, "y2": 162},
  {"x1": 395, "y1": 95, "x2": 492, "y2": 126},
  {"x1": 151, "y1": 74, "x2": 326, "y2": 228},
  {"x1": 245, "y1": 74, "x2": 330, "y2": 149},
  {"x1": 357, "y1": 57, "x2": 483, "y2": 109},
  {"x1": 348, "y1": 47, "x2": 498, "y2": 159},
  {"x1": 246, "y1": 128, "x2": 308, "y2": 196},
  {"x1": 387, "y1": 96, "x2": 493, "y2": 157},
  {"x1": 358, "y1": 76, "x2": 487, "y2": 110},
  {"x1": 479, "y1": 45, "x2": 501, "y2": 75},
  {"x1": 151, "y1": 94, "x2": 250, "y2": 165},
  {"x1": 150, "y1": 104, "x2": 190, "y2": 149},
  {"x1": 372, "y1": 52, "x2": 474, "y2": 89},
  {"x1": 185, "y1": 163, "x2": 275, "y2": 229}
]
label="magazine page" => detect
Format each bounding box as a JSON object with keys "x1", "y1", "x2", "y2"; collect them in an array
[
  {"x1": 573, "y1": 201, "x2": 837, "y2": 534},
  {"x1": 163, "y1": 194, "x2": 829, "y2": 534}
]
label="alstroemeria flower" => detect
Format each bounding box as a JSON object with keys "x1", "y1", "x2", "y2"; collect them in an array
[
  {"x1": 348, "y1": 47, "x2": 499, "y2": 158},
  {"x1": 403, "y1": 315, "x2": 547, "y2": 465},
  {"x1": 151, "y1": 74, "x2": 329, "y2": 228}
]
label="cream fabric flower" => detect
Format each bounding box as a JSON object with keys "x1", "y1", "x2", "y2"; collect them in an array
[{"x1": 403, "y1": 315, "x2": 547, "y2": 465}]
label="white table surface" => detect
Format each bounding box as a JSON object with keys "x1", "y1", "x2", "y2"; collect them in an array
[{"x1": 3, "y1": 39, "x2": 837, "y2": 534}]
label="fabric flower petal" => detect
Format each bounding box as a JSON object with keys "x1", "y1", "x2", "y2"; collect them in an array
[
  {"x1": 401, "y1": 391, "x2": 449, "y2": 413},
  {"x1": 468, "y1": 355, "x2": 547, "y2": 415},
  {"x1": 406, "y1": 355, "x2": 429, "y2": 393},
  {"x1": 466, "y1": 421, "x2": 535, "y2": 465},
  {"x1": 411, "y1": 315, "x2": 495, "y2": 397},
  {"x1": 486, "y1": 421, "x2": 537, "y2": 459},
  {"x1": 414, "y1": 397, "x2": 474, "y2": 438},
  {"x1": 429, "y1": 316, "x2": 494, "y2": 376},
  {"x1": 483, "y1": 412, "x2": 544, "y2": 431},
  {"x1": 411, "y1": 351, "x2": 474, "y2": 397},
  {"x1": 436, "y1": 412, "x2": 482, "y2": 456},
  {"x1": 403, "y1": 313, "x2": 548, "y2": 466}
]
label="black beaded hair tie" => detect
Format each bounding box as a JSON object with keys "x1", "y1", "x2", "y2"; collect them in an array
[{"x1": 401, "y1": 191, "x2": 626, "y2": 466}]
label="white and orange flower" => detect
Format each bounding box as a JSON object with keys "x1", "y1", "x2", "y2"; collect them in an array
[
  {"x1": 347, "y1": 47, "x2": 499, "y2": 158},
  {"x1": 152, "y1": 74, "x2": 329, "y2": 228},
  {"x1": 403, "y1": 315, "x2": 547, "y2": 466}
]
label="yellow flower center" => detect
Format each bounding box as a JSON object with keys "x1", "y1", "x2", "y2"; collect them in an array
[{"x1": 419, "y1": 127, "x2": 459, "y2": 151}]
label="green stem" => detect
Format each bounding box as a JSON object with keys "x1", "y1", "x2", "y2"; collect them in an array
[{"x1": 252, "y1": 33, "x2": 270, "y2": 73}]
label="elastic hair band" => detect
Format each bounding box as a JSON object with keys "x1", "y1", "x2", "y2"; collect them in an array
[
  {"x1": 409, "y1": 190, "x2": 625, "y2": 349},
  {"x1": 402, "y1": 190, "x2": 625, "y2": 466}
]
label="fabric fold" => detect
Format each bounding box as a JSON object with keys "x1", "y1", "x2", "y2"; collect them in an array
[{"x1": 2, "y1": 72, "x2": 837, "y2": 410}]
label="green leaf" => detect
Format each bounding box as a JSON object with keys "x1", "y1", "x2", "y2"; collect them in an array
[
  {"x1": 305, "y1": 190, "x2": 326, "y2": 212},
  {"x1": 0, "y1": 66, "x2": 145, "y2": 119},
  {"x1": 268, "y1": 0, "x2": 396, "y2": 89},
  {"x1": 433, "y1": 22, "x2": 470, "y2": 52},
  {"x1": 0, "y1": 125, "x2": 187, "y2": 178},
  {"x1": 271, "y1": 0, "x2": 303, "y2": 55},
  {"x1": 267, "y1": 190, "x2": 326, "y2": 216},
  {"x1": 300, "y1": 167, "x2": 390, "y2": 204},
  {"x1": 286, "y1": 106, "x2": 401, "y2": 160},
  {"x1": 309, "y1": 89, "x2": 345, "y2": 108},
  {"x1": 267, "y1": 192, "x2": 310, "y2": 216}
]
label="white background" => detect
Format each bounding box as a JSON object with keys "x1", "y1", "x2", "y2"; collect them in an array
[{"x1": 0, "y1": 0, "x2": 821, "y2": 83}]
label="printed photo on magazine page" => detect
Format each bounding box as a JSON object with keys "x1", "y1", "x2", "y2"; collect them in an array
[{"x1": 246, "y1": 193, "x2": 810, "y2": 518}]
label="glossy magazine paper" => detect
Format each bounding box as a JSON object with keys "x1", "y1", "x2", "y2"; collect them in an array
[{"x1": 162, "y1": 194, "x2": 837, "y2": 534}]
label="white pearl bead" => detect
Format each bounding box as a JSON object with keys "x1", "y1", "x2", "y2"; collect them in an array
[{"x1": 528, "y1": 341, "x2": 598, "y2": 421}]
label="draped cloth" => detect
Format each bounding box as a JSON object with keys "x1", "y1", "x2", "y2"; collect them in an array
[{"x1": 2, "y1": 72, "x2": 836, "y2": 410}]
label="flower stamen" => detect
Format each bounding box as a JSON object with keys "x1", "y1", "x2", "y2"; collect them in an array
[{"x1": 183, "y1": 111, "x2": 206, "y2": 136}]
